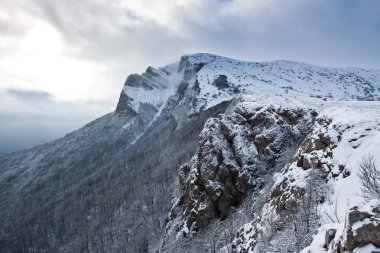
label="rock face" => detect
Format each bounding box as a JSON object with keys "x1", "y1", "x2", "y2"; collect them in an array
[
  {"x1": 268, "y1": 115, "x2": 334, "y2": 213},
  {"x1": 324, "y1": 228, "x2": 336, "y2": 248},
  {"x1": 167, "y1": 101, "x2": 315, "y2": 241},
  {"x1": 304, "y1": 200, "x2": 380, "y2": 253},
  {"x1": 344, "y1": 201, "x2": 380, "y2": 251},
  {"x1": 116, "y1": 64, "x2": 180, "y2": 116},
  {"x1": 115, "y1": 91, "x2": 137, "y2": 116},
  {"x1": 212, "y1": 74, "x2": 229, "y2": 89},
  {"x1": 233, "y1": 106, "x2": 380, "y2": 253}
]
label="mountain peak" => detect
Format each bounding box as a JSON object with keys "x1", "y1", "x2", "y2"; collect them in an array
[
  {"x1": 117, "y1": 53, "x2": 380, "y2": 116},
  {"x1": 116, "y1": 62, "x2": 181, "y2": 116},
  {"x1": 2, "y1": 53, "x2": 380, "y2": 253}
]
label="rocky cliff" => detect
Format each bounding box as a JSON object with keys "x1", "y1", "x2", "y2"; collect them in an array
[{"x1": 1, "y1": 54, "x2": 380, "y2": 253}]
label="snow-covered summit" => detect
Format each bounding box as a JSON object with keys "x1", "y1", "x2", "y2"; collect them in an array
[
  {"x1": 116, "y1": 53, "x2": 380, "y2": 119},
  {"x1": 116, "y1": 62, "x2": 181, "y2": 115},
  {"x1": 181, "y1": 53, "x2": 380, "y2": 112}
]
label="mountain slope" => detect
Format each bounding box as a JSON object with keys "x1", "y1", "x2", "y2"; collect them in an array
[
  {"x1": 0, "y1": 53, "x2": 380, "y2": 253},
  {"x1": 233, "y1": 102, "x2": 380, "y2": 252}
]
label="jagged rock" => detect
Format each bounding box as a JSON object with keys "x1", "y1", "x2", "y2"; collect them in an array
[
  {"x1": 344, "y1": 202, "x2": 380, "y2": 251},
  {"x1": 124, "y1": 73, "x2": 154, "y2": 90},
  {"x1": 176, "y1": 80, "x2": 189, "y2": 98},
  {"x1": 145, "y1": 66, "x2": 162, "y2": 78},
  {"x1": 289, "y1": 116, "x2": 335, "y2": 171},
  {"x1": 170, "y1": 103, "x2": 315, "y2": 235},
  {"x1": 347, "y1": 207, "x2": 372, "y2": 226},
  {"x1": 212, "y1": 74, "x2": 229, "y2": 89},
  {"x1": 268, "y1": 114, "x2": 335, "y2": 211},
  {"x1": 249, "y1": 111, "x2": 274, "y2": 127},
  {"x1": 325, "y1": 228, "x2": 336, "y2": 248},
  {"x1": 178, "y1": 55, "x2": 207, "y2": 81},
  {"x1": 115, "y1": 91, "x2": 137, "y2": 116},
  {"x1": 312, "y1": 201, "x2": 380, "y2": 253}
]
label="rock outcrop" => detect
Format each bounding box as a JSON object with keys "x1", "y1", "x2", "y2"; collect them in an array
[
  {"x1": 303, "y1": 200, "x2": 380, "y2": 253},
  {"x1": 168, "y1": 100, "x2": 315, "y2": 238},
  {"x1": 343, "y1": 200, "x2": 380, "y2": 252}
]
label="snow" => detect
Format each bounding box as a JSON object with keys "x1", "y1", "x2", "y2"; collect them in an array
[
  {"x1": 181, "y1": 54, "x2": 380, "y2": 113},
  {"x1": 321, "y1": 106, "x2": 380, "y2": 220},
  {"x1": 358, "y1": 199, "x2": 380, "y2": 214},
  {"x1": 294, "y1": 105, "x2": 380, "y2": 252},
  {"x1": 231, "y1": 101, "x2": 380, "y2": 252},
  {"x1": 122, "y1": 62, "x2": 182, "y2": 114},
  {"x1": 300, "y1": 224, "x2": 340, "y2": 253},
  {"x1": 352, "y1": 218, "x2": 377, "y2": 234},
  {"x1": 353, "y1": 243, "x2": 380, "y2": 253},
  {"x1": 122, "y1": 120, "x2": 134, "y2": 129},
  {"x1": 116, "y1": 53, "x2": 380, "y2": 252}
]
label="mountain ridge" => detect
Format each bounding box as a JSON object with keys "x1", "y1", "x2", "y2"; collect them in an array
[{"x1": 1, "y1": 53, "x2": 380, "y2": 253}]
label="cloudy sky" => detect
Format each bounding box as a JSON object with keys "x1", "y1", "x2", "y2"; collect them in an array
[{"x1": 1, "y1": 0, "x2": 380, "y2": 152}]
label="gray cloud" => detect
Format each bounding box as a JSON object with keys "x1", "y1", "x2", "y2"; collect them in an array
[
  {"x1": 1, "y1": 0, "x2": 380, "y2": 152},
  {"x1": 0, "y1": 88, "x2": 112, "y2": 152},
  {"x1": 30, "y1": 0, "x2": 380, "y2": 70},
  {"x1": 7, "y1": 88, "x2": 51, "y2": 102}
]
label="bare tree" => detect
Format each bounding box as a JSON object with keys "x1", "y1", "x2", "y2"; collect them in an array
[
  {"x1": 322, "y1": 198, "x2": 341, "y2": 223},
  {"x1": 286, "y1": 168, "x2": 324, "y2": 251},
  {"x1": 358, "y1": 154, "x2": 380, "y2": 200}
]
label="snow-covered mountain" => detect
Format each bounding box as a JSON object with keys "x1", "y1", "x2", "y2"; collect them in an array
[{"x1": 0, "y1": 53, "x2": 379, "y2": 253}]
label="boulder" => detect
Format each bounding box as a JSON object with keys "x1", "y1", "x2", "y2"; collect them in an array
[
  {"x1": 324, "y1": 228, "x2": 336, "y2": 248},
  {"x1": 343, "y1": 201, "x2": 380, "y2": 251}
]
